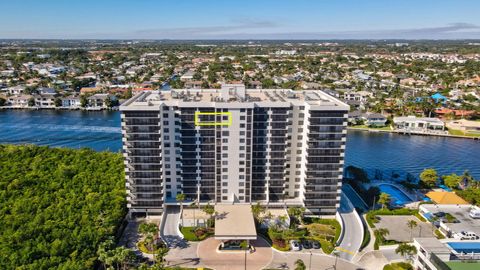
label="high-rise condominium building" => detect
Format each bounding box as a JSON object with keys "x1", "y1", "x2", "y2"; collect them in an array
[{"x1": 120, "y1": 84, "x2": 349, "y2": 216}]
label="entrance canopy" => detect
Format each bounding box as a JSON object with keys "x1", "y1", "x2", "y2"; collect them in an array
[{"x1": 214, "y1": 204, "x2": 257, "y2": 240}]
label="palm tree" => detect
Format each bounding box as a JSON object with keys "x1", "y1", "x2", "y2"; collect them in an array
[
  {"x1": 113, "y1": 246, "x2": 136, "y2": 270},
  {"x1": 139, "y1": 222, "x2": 159, "y2": 237},
  {"x1": 287, "y1": 206, "x2": 306, "y2": 226},
  {"x1": 378, "y1": 192, "x2": 391, "y2": 209},
  {"x1": 407, "y1": 220, "x2": 418, "y2": 239},
  {"x1": 176, "y1": 193, "x2": 186, "y2": 227},
  {"x1": 144, "y1": 235, "x2": 155, "y2": 252},
  {"x1": 395, "y1": 243, "x2": 417, "y2": 261},
  {"x1": 97, "y1": 238, "x2": 116, "y2": 269},
  {"x1": 202, "y1": 203, "x2": 215, "y2": 228},
  {"x1": 374, "y1": 228, "x2": 390, "y2": 245},
  {"x1": 251, "y1": 202, "x2": 266, "y2": 222},
  {"x1": 294, "y1": 259, "x2": 306, "y2": 270},
  {"x1": 155, "y1": 247, "x2": 170, "y2": 268}
]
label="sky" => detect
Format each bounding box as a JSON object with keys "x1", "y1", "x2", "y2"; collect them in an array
[{"x1": 1, "y1": 0, "x2": 480, "y2": 40}]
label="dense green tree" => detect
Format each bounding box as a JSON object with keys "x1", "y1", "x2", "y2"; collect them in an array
[
  {"x1": 28, "y1": 97, "x2": 35, "y2": 107},
  {"x1": 0, "y1": 97, "x2": 6, "y2": 106},
  {"x1": 80, "y1": 95, "x2": 88, "y2": 108},
  {"x1": 442, "y1": 173, "x2": 461, "y2": 189},
  {"x1": 420, "y1": 168, "x2": 439, "y2": 188},
  {"x1": 0, "y1": 145, "x2": 126, "y2": 269},
  {"x1": 287, "y1": 206, "x2": 306, "y2": 225},
  {"x1": 54, "y1": 97, "x2": 62, "y2": 107}
]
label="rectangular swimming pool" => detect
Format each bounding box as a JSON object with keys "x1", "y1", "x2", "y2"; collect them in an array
[{"x1": 448, "y1": 242, "x2": 480, "y2": 254}]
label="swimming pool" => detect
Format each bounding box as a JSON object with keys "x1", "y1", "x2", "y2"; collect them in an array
[
  {"x1": 378, "y1": 184, "x2": 413, "y2": 205},
  {"x1": 448, "y1": 242, "x2": 480, "y2": 254}
]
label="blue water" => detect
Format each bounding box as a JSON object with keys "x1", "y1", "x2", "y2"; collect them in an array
[
  {"x1": 0, "y1": 110, "x2": 122, "y2": 151},
  {"x1": 378, "y1": 184, "x2": 413, "y2": 205},
  {"x1": 0, "y1": 110, "x2": 479, "y2": 179},
  {"x1": 448, "y1": 242, "x2": 480, "y2": 253}
]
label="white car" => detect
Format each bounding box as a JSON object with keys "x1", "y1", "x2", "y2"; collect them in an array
[
  {"x1": 453, "y1": 231, "x2": 479, "y2": 240},
  {"x1": 290, "y1": 240, "x2": 301, "y2": 251}
]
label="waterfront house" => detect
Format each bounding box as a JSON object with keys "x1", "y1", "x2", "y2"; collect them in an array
[
  {"x1": 7, "y1": 95, "x2": 32, "y2": 108},
  {"x1": 87, "y1": 93, "x2": 114, "y2": 109},
  {"x1": 61, "y1": 96, "x2": 81, "y2": 109},
  {"x1": 348, "y1": 111, "x2": 388, "y2": 127},
  {"x1": 6, "y1": 85, "x2": 26, "y2": 95},
  {"x1": 435, "y1": 108, "x2": 476, "y2": 119},
  {"x1": 393, "y1": 116, "x2": 445, "y2": 131},
  {"x1": 34, "y1": 93, "x2": 56, "y2": 108},
  {"x1": 365, "y1": 113, "x2": 388, "y2": 127}
]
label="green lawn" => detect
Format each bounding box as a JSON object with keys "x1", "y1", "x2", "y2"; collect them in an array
[
  {"x1": 446, "y1": 262, "x2": 480, "y2": 270},
  {"x1": 180, "y1": 226, "x2": 213, "y2": 241},
  {"x1": 350, "y1": 125, "x2": 392, "y2": 131},
  {"x1": 448, "y1": 129, "x2": 480, "y2": 138}
]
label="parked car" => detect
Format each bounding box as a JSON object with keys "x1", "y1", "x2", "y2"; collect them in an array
[
  {"x1": 290, "y1": 240, "x2": 301, "y2": 251},
  {"x1": 453, "y1": 231, "x2": 479, "y2": 240},
  {"x1": 302, "y1": 240, "x2": 312, "y2": 249},
  {"x1": 469, "y1": 207, "x2": 480, "y2": 219},
  {"x1": 311, "y1": 240, "x2": 321, "y2": 249}
]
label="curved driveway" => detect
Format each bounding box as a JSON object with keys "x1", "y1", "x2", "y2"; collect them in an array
[
  {"x1": 161, "y1": 205, "x2": 188, "y2": 248},
  {"x1": 337, "y1": 192, "x2": 364, "y2": 261}
]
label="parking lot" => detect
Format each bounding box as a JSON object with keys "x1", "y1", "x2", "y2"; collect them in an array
[
  {"x1": 375, "y1": 215, "x2": 435, "y2": 242},
  {"x1": 420, "y1": 204, "x2": 480, "y2": 236}
]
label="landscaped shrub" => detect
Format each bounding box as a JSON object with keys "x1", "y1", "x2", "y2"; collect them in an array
[
  {"x1": 434, "y1": 229, "x2": 445, "y2": 239},
  {"x1": 383, "y1": 262, "x2": 413, "y2": 270},
  {"x1": 360, "y1": 224, "x2": 371, "y2": 251},
  {"x1": 180, "y1": 226, "x2": 213, "y2": 241}
]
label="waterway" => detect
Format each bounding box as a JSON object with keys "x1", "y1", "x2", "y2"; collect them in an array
[{"x1": 1, "y1": 110, "x2": 478, "y2": 179}]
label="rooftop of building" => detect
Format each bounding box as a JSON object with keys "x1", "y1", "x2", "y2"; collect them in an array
[
  {"x1": 120, "y1": 84, "x2": 349, "y2": 111},
  {"x1": 214, "y1": 204, "x2": 257, "y2": 240},
  {"x1": 415, "y1": 238, "x2": 451, "y2": 254}
]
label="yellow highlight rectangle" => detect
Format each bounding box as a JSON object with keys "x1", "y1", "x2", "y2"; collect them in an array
[{"x1": 194, "y1": 111, "x2": 232, "y2": 126}]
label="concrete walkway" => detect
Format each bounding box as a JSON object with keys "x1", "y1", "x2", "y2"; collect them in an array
[
  {"x1": 267, "y1": 249, "x2": 363, "y2": 270},
  {"x1": 337, "y1": 193, "x2": 364, "y2": 261},
  {"x1": 198, "y1": 237, "x2": 273, "y2": 270}
]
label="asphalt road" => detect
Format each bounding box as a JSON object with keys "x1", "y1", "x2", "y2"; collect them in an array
[{"x1": 337, "y1": 193, "x2": 364, "y2": 261}]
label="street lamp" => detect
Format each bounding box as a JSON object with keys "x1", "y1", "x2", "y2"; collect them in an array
[
  {"x1": 309, "y1": 251, "x2": 313, "y2": 270},
  {"x1": 244, "y1": 246, "x2": 247, "y2": 270},
  {"x1": 332, "y1": 249, "x2": 340, "y2": 270}
]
